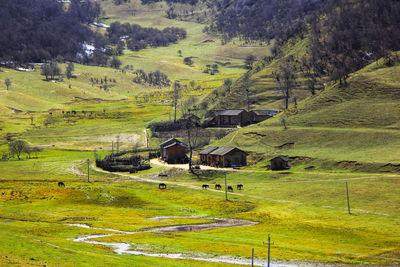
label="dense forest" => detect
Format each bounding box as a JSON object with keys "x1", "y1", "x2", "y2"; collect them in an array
[
  {"x1": 0, "y1": 0, "x2": 100, "y2": 63},
  {"x1": 0, "y1": 0, "x2": 187, "y2": 65}
]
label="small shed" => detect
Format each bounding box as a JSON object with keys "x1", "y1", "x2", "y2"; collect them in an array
[
  {"x1": 250, "y1": 110, "x2": 275, "y2": 123},
  {"x1": 204, "y1": 109, "x2": 250, "y2": 127},
  {"x1": 270, "y1": 155, "x2": 290, "y2": 171},
  {"x1": 209, "y1": 147, "x2": 247, "y2": 167},
  {"x1": 178, "y1": 114, "x2": 200, "y2": 127},
  {"x1": 199, "y1": 146, "x2": 219, "y2": 164},
  {"x1": 160, "y1": 138, "x2": 188, "y2": 164}
]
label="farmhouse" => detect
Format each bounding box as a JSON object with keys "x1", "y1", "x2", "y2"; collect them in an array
[
  {"x1": 200, "y1": 146, "x2": 247, "y2": 167},
  {"x1": 204, "y1": 109, "x2": 279, "y2": 127},
  {"x1": 204, "y1": 109, "x2": 250, "y2": 127},
  {"x1": 160, "y1": 138, "x2": 188, "y2": 164},
  {"x1": 270, "y1": 155, "x2": 290, "y2": 170}
]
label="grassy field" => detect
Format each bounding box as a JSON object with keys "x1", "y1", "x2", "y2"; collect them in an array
[{"x1": 0, "y1": 1, "x2": 399, "y2": 266}]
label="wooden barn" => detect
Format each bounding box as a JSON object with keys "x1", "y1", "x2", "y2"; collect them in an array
[
  {"x1": 199, "y1": 146, "x2": 219, "y2": 165},
  {"x1": 159, "y1": 138, "x2": 188, "y2": 164},
  {"x1": 204, "y1": 109, "x2": 250, "y2": 127},
  {"x1": 200, "y1": 147, "x2": 247, "y2": 167},
  {"x1": 270, "y1": 155, "x2": 290, "y2": 170}
]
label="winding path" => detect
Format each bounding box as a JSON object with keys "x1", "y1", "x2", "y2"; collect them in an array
[{"x1": 67, "y1": 216, "x2": 296, "y2": 267}]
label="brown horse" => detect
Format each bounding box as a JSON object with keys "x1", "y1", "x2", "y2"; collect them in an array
[
  {"x1": 159, "y1": 183, "x2": 167, "y2": 189},
  {"x1": 227, "y1": 186, "x2": 233, "y2": 192},
  {"x1": 202, "y1": 184, "x2": 209, "y2": 190},
  {"x1": 215, "y1": 184, "x2": 222, "y2": 190},
  {"x1": 58, "y1": 182, "x2": 65, "y2": 188},
  {"x1": 237, "y1": 184, "x2": 243, "y2": 190}
]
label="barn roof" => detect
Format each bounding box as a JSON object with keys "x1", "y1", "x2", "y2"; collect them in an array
[
  {"x1": 252, "y1": 110, "x2": 279, "y2": 116},
  {"x1": 160, "y1": 138, "x2": 187, "y2": 148},
  {"x1": 218, "y1": 109, "x2": 246, "y2": 116},
  {"x1": 270, "y1": 155, "x2": 290, "y2": 162},
  {"x1": 210, "y1": 147, "x2": 246, "y2": 156},
  {"x1": 199, "y1": 146, "x2": 219, "y2": 155}
]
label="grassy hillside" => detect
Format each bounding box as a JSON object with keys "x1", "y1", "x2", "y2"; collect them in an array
[
  {"x1": 200, "y1": 37, "x2": 311, "y2": 111},
  {"x1": 213, "y1": 60, "x2": 400, "y2": 166}
]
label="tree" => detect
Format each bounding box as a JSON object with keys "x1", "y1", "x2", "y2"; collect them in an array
[
  {"x1": 274, "y1": 57, "x2": 297, "y2": 110},
  {"x1": 171, "y1": 81, "x2": 181, "y2": 122},
  {"x1": 41, "y1": 61, "x2": 62, "y2": 81},
  {"x1": 66, "y1": 62, "x2": 75, "y2": 79},
  {"x1": 4, "y1": 78, "x2": 11, "y2": 90},
  {"x1": 244, "y1": 55, "x2": 256, "y2": 69},
  {"x1": 178, "y1": 50, "x2": 182, "y2": 57},
  {"x1": 8, "y1": 139, "x2": 28, "y2": 160},
  {"x1": 109, "y1": 56, "x2": 122, "y2": 69},
  {"x1": 242, "y1": 74, "x2": 251, "y2": 111},
  {"x1": 300, "y1": 56, "x2": 319, "y2": 95}
]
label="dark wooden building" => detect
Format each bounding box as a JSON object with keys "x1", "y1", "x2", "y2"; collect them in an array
[
  {"x1": 160, "y1": 138, "x2": 188, "y2": 164},
  {"x1": 199, "y1": 146, "x2": 219, "y2": 165},
  {"x1": 250, "y1": 110, "x2": 278, "y2": 123},
  {"x1": 204, "y1": 109, "x2": 250, "y2": 127},
  {"x1": 178, "y1": 114, "x2": 200, "y2": 127},
  {"x1": 200, "y1": 146, "x2": 247, "y2": 167},
  {"x1": 204, "y1": 109, "x2": 279, "y2": 127},
  {"x1": 270, "y1": 155, "x2": 290, "y2": 170}
]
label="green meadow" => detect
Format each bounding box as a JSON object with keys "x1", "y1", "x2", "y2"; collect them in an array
[{"x1": 0, "y1": 0, "x2": 399, "y2": 266}]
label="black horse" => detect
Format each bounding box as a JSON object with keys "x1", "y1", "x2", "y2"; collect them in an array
[
  {"x1": 58, "y1": 182, "x2": 65, "y2": 188},
  {"x1": 227, "y1": 186, "x2": 233, "y2": 192},
  {"x1": 215, "y1": 184, "x2": 222, "y2": 190},
  {"x1": 237, "y1": 184, "x2": 243, "y2": 190},
  {"x1": 202, "y1": 184, "x2": 209, "y2": 190},
  {"x1": 159, "y1": 183, "x2": 167, "y2": 189}
]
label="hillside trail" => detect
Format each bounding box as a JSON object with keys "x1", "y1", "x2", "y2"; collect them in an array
[{"x1": 91, "y1": 165, "x2": 397, "y2": 217}]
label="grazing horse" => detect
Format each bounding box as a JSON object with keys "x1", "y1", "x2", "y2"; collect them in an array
[
  {"x1": 237, "y1": 184, "x2": 243, "y2": 190},
  {"x1": 215, "y1": 184, "x2": 222, "y2": 190},
  {"x1": 202, "y1": 184, "x2": 209, "y2": 190},
  {"x1": 159, "y1": 183, "x2": 167, "y2": 189},
  {"x1": 227, "y1": 186, "x2": 233, "y2": 192},
  {"x1": 58, "y1": 182, "x2": 65, "y2": 188}
]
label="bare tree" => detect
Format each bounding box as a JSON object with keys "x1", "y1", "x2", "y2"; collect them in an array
[
  {"x1": 300, "y1": 56, "x2": 320, "y2": 95},
  {"x1": 274, "y1": 57, "x2": 297, "y2": 110},
  {"x1": 171, "y1": 81, "x2": 182, "y2": 122}
]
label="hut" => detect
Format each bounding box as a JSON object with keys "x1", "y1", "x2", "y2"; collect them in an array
[
  {"x1": 250, "y1": 110, "x2": 278, "y2": 123},
  {"x1": 160, "y1": 138, "x2": 188, "y2": 164},
  {"x1": 208, "y1": 147, "x2": 247, "y2": 167},
  {"x1": 178, "y1": 114, "x2": 200, "y2": 127},
  {"x1": 270, "y1": 155, "x2": 290, "y2": 170},
  {"x1": 199, "y1": 146, "x2": 219, "y2": 164}
]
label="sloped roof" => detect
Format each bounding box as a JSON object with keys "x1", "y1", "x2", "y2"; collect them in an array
[
  {"x1": 219, "y1": 109, "x2": 246, "y2": 116},
  {"x1": 160, "y1": 138, "x2": 187, "y2": 148},
  {"x1": 210, "y1": 147, "x2": 246, "y2": 156},
  {"x1": 199, "y1": 146, "x2": 219, "y2": 155},
  {"x1": 252, "y1": 110, "x2": 278, "y2": 116},
  {"x1": 270, "y1": 155, "x2": 290, "y2": 162}
]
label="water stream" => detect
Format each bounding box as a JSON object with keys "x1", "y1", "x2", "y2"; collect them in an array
[{"x1": 67, "y1": 216, "x2": 298, "y2": 267}]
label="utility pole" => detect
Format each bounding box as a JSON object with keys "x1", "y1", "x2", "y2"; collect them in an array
[
  {"x1": 117, "y1": 135, "x2": 120, "y2": 153},
  {"x1": 87, "y1": 159, "x2": 90, "y2": 183},
  {"x1": 251, "y1": 248, "x2": 254, "y2": 267},
  {"x1": 346, "y1": 181, "x2": 351, "y2": 214},
  {"x1": 263, "y1": 234, "x2": 273, "y2": 267},
  {"x1": 224, "y1": 173, "x2": 228, "y2": 201}
]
